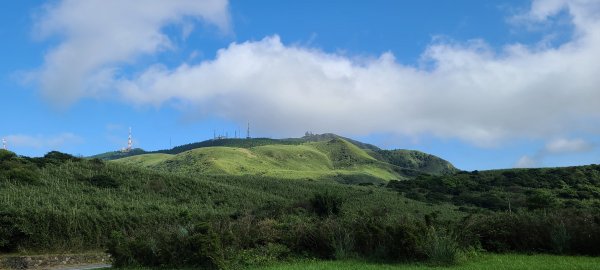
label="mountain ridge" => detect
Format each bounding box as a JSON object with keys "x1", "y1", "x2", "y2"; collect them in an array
[{"x1": 106, "y1": 134, "x2": 458, "y2": 181}]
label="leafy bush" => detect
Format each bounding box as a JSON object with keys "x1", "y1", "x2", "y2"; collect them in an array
[
  {"x1": 467, "y1": 210, "x2": 600, "y2": 255},
  {"x1": 310, "y1": 192, "x2": 342, "y2": 217},
  {"x1": 0, "y1": 212, "x2": 29, "y2": 252},
  {"x1": 108, "y1": 223, "x2": 225, "y2": 269},
  {"x1": 0, "y1": 153, "x2": 40, "y2": 184},
  {"x1": 420, "y1": 228, "x2": 461, "y2": 266},
  {"x1": 87, "y1": 175, "x2": 120, "y2": 188}
]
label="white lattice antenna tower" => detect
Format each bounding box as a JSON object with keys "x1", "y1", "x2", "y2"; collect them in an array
[
  {"x1": 127, "y1": 127, "x2": 133, "y2": 151},
  {"x1": 2, "y1": 138, "x2": 6, "y2": 150}
]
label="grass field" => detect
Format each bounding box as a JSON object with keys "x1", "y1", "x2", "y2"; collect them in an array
[{"x1": 253, "y1": 254, "x2": 600, "y2": 270}]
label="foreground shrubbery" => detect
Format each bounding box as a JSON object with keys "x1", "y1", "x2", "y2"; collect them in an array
[
  {"x1": 107, "y1": 193, "x2": 467, "y2": 268},
  {"x1": 106, "y1": 198, "x2": 600, "y2": 269},
  {"x1": 467, "y1": 210, "x2": 600, "y2": 255}
]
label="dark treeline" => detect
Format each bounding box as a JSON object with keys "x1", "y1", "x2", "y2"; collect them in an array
[{"x1": 387, "y1": 165, "x2": 600, "y2": 211}]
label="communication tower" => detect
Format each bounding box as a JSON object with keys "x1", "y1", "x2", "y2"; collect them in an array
[
  {"x1": 2, "y1": 138, "x2": 6, "y2": 150},
  {"x1": 121, "y1": 127, "x2": 133, "y2": 152},
  {"x1": 246, "y1": 122, "x2": 251, "y2": 139}
]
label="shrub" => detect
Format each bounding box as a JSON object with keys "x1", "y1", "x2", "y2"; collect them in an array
[
  {"x1": 468, "y1": 210, "x2": 600, "y2": 255},
  {"x1": 0, "y1": 149, "x2": 16, "y2": 161},
  {"x1": 0, "y1": 157, "x2": 40, "y2": 184},
  {"x1": 309, "y1": 192, "x2": 342, "y2": 217},
  {"x1": 87, "y1": 175, "x2": 120, "y2": 188},
  {"x1": 420, "y1": 227, "x2": 461, "y2": 266},
  {"x1": 107, "y1": 223, "x2": 225, "y2": 269},
  {"x1": 43, "y1": 151, "x2": 81, "y2": 163},
  {"x1": 0, "y1": 212, "x2": 29, "y2": 252}
]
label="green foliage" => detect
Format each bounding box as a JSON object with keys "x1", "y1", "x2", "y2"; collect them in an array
[
  {"x1": 0, "y1": 150, "x2": 40, "y2": 184},
  {"x1": 371, "y1": 149, "x2": 458, "y2": 175},
  {"x1": 420, "y1": 228, "x2": 461, "y2": 266},
  {"x1": 467, "y1": 210, "x2": 600, "y2": 255},
  {"x1": 0, "y1": 151, "x2": 457, "y2": 254},
  {"x1": 0, "y1": 212, "x2": 29, "y2": 252},
  {"x1": 98, "y1": 134, "x2": 456, "y2": 181},
  {"x1": 252, "y1": 254, "x2": 600, "y2": 270},
  {"x1": 108, "y1": 223, "x2": 225, "y2": 269},
  {"x1": 387, "y1": 165, "x2": 600, "y2": 212},
  {"x1": 86, "y1": 174, "x2": 120, "y2": 188},
  {"x1": 0, "y1": 149, "x2": 17, "y2": 161},
  {"x1": 310, "y1": 192, "x2": 343, "y2": 217},
  {"x1": 527, "y1": 190, "x2": 560, "y2": 210},
  {"x1": 115, "y1": 139, "x2": 401, "y2": 181}
]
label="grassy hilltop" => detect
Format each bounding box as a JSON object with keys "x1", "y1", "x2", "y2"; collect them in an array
[{"x1": 107, "y1": 134, "x2": 456, "y2": 183}]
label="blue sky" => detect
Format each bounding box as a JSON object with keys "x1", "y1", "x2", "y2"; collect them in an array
[{"x1": 1, "y1": 0, "x2": 599, "y2": 171}]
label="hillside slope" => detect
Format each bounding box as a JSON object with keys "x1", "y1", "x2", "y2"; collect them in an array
[
  {"x1": 115, "y1": 139, "x2": 401, "y2": 182},
  {"x1": 100, "y1": 134, "x2": 456, "y2": 180},
  {"x1": 0, "y1": 149, "x2": 459, "y2": 252}
]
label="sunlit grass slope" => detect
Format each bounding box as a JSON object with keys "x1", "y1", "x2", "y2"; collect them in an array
[{"x1": 115, "y1": 138, "x2": 400, "y2": 181}]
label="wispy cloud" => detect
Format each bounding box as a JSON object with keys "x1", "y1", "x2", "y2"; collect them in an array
[
  {"x1": 515, "y1": 137, "x2": 594, "y2": 168},
  {"x1": 544, "y1": 138, "x2": 593, "y2": 154},
  {"x1": 4, "y1": 133, "x2": 83, "y2": 150}
]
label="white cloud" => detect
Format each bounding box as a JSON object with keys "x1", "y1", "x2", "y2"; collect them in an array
[
  {"x1": 514, "y1": 137, "x2": 594, "y2": 167},
  {"x1": 544, "y1": 138, "x2": 593, "y2": 153},
  {"x1": 34, "y1": 0, "x2": 600, "y2": 146},
  {"x1": 33, "y1": 0, "x2": 230, "y2": 107},
  {"x1": 516, "y1": 155, "x2": 538, "y2": 168},
  {"x1": 4, "y1": 133, "x2": 83, "y2": 150}
]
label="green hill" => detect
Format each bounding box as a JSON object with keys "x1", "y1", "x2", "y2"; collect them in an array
[
  {"x1": 115, "y1": 139, "x2": 400, "y2": 182},
  {"x1": 105, "y1": 134, "x2": 456, "y2": 181},
  {"x1": 370, "y1": 149, "x2": 458, "y2": 175}
]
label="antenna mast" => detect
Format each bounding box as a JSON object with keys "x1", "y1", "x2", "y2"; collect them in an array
[
  {"x1": 246, "y1": 122, "x2": 251, "y2": 139},
  {"x1": 2, "y1": 138, "x2": 6, "y2": 150},
  {"x1": 127, "y1": 127, "x2": 132, "y2": 151}
]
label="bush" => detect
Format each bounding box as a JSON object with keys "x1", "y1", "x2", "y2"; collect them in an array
[
  {"x1": 87, "y1": 175, "x2": 120, "y2": 188},
  {"x1": 108, "y1": 223, "x2": 225, "y2": 269},
  {"x1": 0, "y1": 212, "x2": 29, "y2": 252},
  {"x1": 349, "y1": 214, "x2": 425, "y2": 261},
  {"x1": 468, "y1": 210, "x2": 600, "y2": 255},
  {"x1": 0, "y1": 157, "x2": 40, "y2": 184},
  {"x1": 420, "y1": 227, "x2": 461, "y2": 266},
  {"x1": 43, "y1": 151, "x2": 81, "y2": 163},
  {"x1": 309, "y1": 192, "x2": 342, "y2": 217}
]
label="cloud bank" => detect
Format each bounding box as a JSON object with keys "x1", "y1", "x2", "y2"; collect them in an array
[
  {"x1": 35, "y1": 0, "x2": 600, "y2": 146},
  {"x1": 34, "y1": 0, "x2": 230, "y2": 106}
]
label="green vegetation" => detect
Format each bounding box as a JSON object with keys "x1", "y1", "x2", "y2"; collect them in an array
[
  {"x1": 95, "y1": 134, "x2": 456, "y2": 179},
  {"x1": 114, "y1": 137, "x2": 454, "y2": 182},
  {"x1": 252, "y1": 254, "x2": 600, "y2": 270},
  {"x1": 2, "y1": 133, "x2": 600, "y2": 269},
  {"x1": 0, "y1": 149, "x2": 458, "y2": 255},
  {"x1": 387, "y1": 165, "x2": 600, "y2": 211}
]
